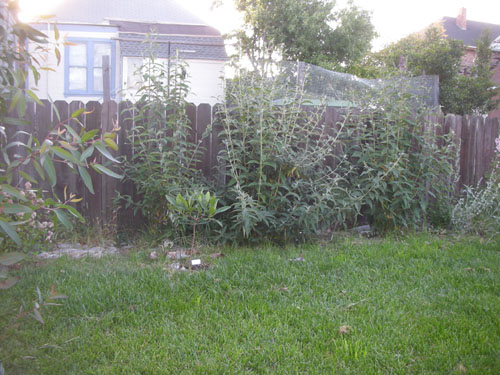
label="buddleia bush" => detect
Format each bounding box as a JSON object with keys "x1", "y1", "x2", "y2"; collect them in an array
[
  {"x1": 339, "y1": 77, "x2": 458, "y2": 231},
  {"x1": 120, "y1": 52, "x2": 207, "y2": 236},
  {"x1": 214, "y1": 70, "x2": 355, "y2": 243}
]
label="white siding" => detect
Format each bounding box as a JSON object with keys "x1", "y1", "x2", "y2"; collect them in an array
[
  {"x1": 121, "y1": 57, "x2": 225, "y2": 105},
  {"x1": 30, "y1": 27, "x2": 226, "y2": 105},
  {"x1": 185, "y1": 60, "x2": 225, "y2": 105}
]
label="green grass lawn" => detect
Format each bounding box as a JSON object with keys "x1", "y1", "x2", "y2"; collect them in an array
[{"x1": 1, "y1": 234, "x2": 499, "y2": 374}]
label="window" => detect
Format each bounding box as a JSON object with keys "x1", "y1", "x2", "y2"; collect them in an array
[{"x1": 65, "y1": 39, "x2": 115, "y2": 96}]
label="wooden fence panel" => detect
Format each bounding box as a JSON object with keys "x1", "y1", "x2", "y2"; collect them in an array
[
  {"x1": 101, "y1": 101, "x2": 118, "y2": 226},
  {"x1": 211, "y1": 104, "x2": 224, "y2": 182},
  {"x1": 117, "y1": 101, "x2": 142, "y2": 230},
  {"x1": 7, "y1": 98, "x2": 500, "y2": 228},
  {"x1": 84, "y1": 101, "x2": 102, "y2": 222},
  {"x1": 53, "y1": 101, "x2": 73, "y2": 202},
  {"x1": 474, "y1": 117, "x2": 485, "y2": 186},
  {"x1": 197, "y1": 103, "x2": 212, "y2": 177}
]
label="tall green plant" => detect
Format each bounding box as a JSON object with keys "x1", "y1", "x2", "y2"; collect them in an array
[
  {"x1": 340, "y1": 76, "x2": 458, "y2": 231},
  {"x1": 216, "y1": 70, "x2": 354, "y2": 242},
  {"x1": 121, "y1": 49, "x2": 206, "y2": 234}
]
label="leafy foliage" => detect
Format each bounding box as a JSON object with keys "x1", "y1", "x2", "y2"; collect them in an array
[
  {"x1": 359, "y1": 24, "x2": 499, "y2": 115},
  {"x1": 339, "y1": 76, "x2": 458, "y2": 231},
  {"x1": 166, "y1": 190, "x2": 229, "y2": 251},
  {"x1": 120, "y1": 50, "x2": 206, "y2": 235},
  {"x1": 452, "y1": 138, "x2": 500, "y2": 235},
  {"x1": 215, "y1": 71, "x2": 355, "y2": 242},
  {"x1": 230, "y1": 0, "x2": 376, "y2": 73},
  {"x1": 0, "y1": 2, "x2": 121, "y2": 248}
]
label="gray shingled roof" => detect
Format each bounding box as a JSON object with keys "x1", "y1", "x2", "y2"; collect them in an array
[
  {"x1": 441, "y1": 16, "x2": 500, "y2": 47},
  {"x1": 51, "y1": 0, "x2": 206, "y2": 25},
  {"x1": 119, "y1": 32, "x2": 228, "y2": 61}
]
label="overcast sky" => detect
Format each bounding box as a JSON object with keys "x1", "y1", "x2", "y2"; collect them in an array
[{"x1": 19, "y1": 0, "x2": 500, "y2": 51}]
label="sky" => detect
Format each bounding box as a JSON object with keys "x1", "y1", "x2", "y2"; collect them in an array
[{"x1": 18, "y1": 0, "x2": 500, "y2": 51}]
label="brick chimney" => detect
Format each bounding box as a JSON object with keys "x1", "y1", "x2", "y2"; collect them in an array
[{"x1": 456, "y1": 7, "x2": 467, "y2": 30}]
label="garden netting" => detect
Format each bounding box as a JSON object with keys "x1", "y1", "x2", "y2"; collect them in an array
[{"x1": 272, "y1": 61, "x2": 439, "y2": 108}]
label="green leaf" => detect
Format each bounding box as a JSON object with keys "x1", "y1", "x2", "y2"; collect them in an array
[
  {"x1": 1, "y1": 184, "x2": 27, "y2": 201},
  {"x1": 103, "y1": 138, "x2": 118, "y2": 151},
  {"x1": 42, "y1": 157, "x2": 56, "y2": 187},
  {"x1": 78, "y1": 166, "x2": 94, "y2": 194},
  {"x1": 80, "y1": 146, "x2": 94, "y2": 162},
  {"x1": 71, "y1": 108, "x2": 85, "y2": 119},
  {"x1": 2, "y1": 204, "x2": 33, "y2": 215},
  {"x1": 51, "y1": 146, "x2": 80, "y2": 164},
  {"x1": 59, "y1": 140, "x2": 77, "y2": 151},
  {"x1": 54, "y1": 209, "x2": 73, "y2": 229},
  {"x1": 59, "y1": 204, "x2": 84, "y2": 222},
  {"x1": 19, "y1": 171, "x2": 37, "y2": 184},
  {"x1": 95, "y1": 143, "x2": 120, "y2": 163},
  {"x1": 91, "y1": 164, "x2": 123, "y2": 180},
  {"x1": 25, "y1": 89, "x2": 43, "y2": 106},
  {"x1": 9, "y1": 88, "x2": 23, "y2": 113},
  {"x1": 0, "y1": 219, "x2": 21, "y2": 245},
  {"x1": 33, "y1": 160, "x2": 46, "y2": 181},
  {"x1": 81, "y1": 129, "x2": 99, "y2": 142},
  {"x1": 0, "y1": 251, "x2": 26, "y2": 266},
  {"x1": 3, "y1": 117, "x2": 30, "y2": 126}
]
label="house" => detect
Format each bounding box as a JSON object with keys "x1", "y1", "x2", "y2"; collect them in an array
[
  {"x1": 29, "y1": 0, "x2": 228, "y2": 105},
  {"x1": 440, "y1": 8, "x2": 500, "y2": 117}
]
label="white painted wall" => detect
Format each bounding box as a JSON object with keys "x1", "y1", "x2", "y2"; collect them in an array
[
  {"x1": 121, "y1": 57, "x2": 225, "y2": 105},
  {"x1": 30, "y1": 26, "x2": 226, "y2": 105},
  {"x1": 184, "y1": 60, "x2": 225, "y2": 104}
]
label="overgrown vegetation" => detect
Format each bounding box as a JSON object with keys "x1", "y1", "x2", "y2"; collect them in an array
[
  {"x1": 452, "y1": 138, "x2": 500, "y2": 236},
  {"x1": 119, "y1": 50, "x2": 206, "y2": 240},
  {"x1": 339, "y1": 79, "x2": 458, "y2": 231},
  {"x1": 215, "y1": 72, "x2": 354, "y2": 242},
  {"x1": 213, "y1": 69, "x2": 457, "y2": 240},
  {"x1": 121, "y1": 56, "x2": 459, "y2": 243},
  {"x1": 0, "y1": 1, "x2": 121, "y2": 250},
  {"x1": 356, "y1": 24, "x2": 499, "y2": 115},
  {"x1": 226, "y1": 0, "x2": 376, "y2": 73}
]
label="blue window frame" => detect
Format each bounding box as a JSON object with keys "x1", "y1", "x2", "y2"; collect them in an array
[{"x1": 64, "y1": 38, "x2": 116, "y2": 97}]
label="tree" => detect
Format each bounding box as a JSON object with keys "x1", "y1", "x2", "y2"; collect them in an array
[
  {"x1": 0, "y1": 1, "x2": 121, "y2": 247},
  {"x1": 230, "y1": 0, "x2": 375, "y2": 73},
  {"x1": 359, "y1": 23, "x2": 498, "y2": 115}
]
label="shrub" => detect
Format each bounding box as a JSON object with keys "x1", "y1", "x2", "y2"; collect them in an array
[
  {"x1": 120, "y1": 51, "x2": 207, "y2": 237},
  {"x1": 452, "y1": 138, "x2": 500, "y2": 235},
  {"x1": 215, "y1": 70, "x2": 354, "y2": 242},
  {"x1": 339, "y1": 77, "x2": 458, "y2": 231}
]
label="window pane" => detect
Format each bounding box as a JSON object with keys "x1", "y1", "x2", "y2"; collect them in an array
[
  {"x1": 69, "y1": 44, "x2": 86, "y2": 66},
  {"x1": 94, "y1": 43, "x2": 111, "y2": 67},
  {"x1": 69, "y1": 67, "x2": 87, "y2": 91},
  {"x1": 93, "y1": 67, "x2": 103, "y2": 92}
]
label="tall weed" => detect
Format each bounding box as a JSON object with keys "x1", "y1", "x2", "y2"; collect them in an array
[{"x1": 120, "y1": 52, "x2": 205, "y2": 235}]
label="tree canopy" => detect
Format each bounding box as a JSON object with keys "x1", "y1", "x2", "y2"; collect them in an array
[
  {"x1": 231, "y1": 0, "x2": 376, "y2": 73},
  {"x1": 357, "y1": 24, "x2": 499, "y2": 115}
]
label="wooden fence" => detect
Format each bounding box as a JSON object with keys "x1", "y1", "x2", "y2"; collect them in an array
[{"x1": 9, "y1": 100, "x2": 500, "y2": 229}]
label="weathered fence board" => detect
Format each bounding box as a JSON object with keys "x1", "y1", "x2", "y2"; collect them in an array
[{"x1": 7, "y1": 100, "x2": 500, "y2": 229}]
